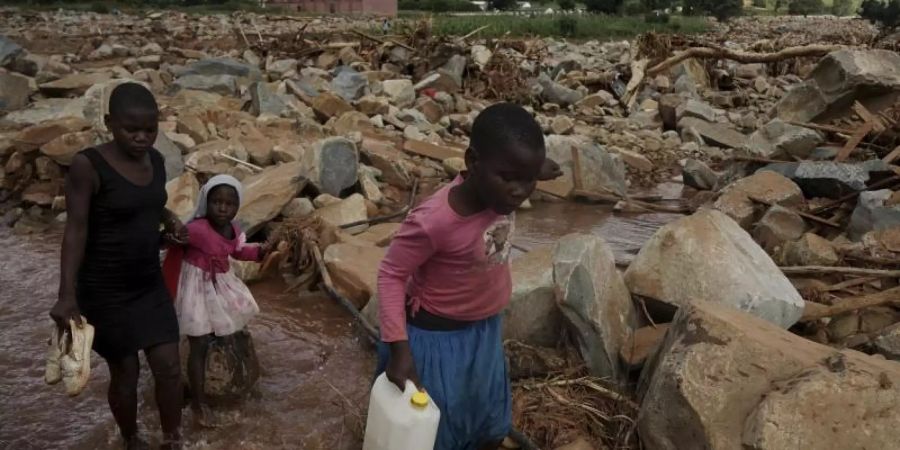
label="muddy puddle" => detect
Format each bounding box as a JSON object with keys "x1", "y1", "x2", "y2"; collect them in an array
[{"x1": 0, "y1": 194, "x2": 683, "y2": 449}]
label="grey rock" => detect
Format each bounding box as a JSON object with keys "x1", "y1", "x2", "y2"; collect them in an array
[
  {"x1": 624, "y1": 209, "x2": 805, "y2": 328},
  {"x1": 266, "y1": 58, "x2": 297, "y2": 79},
  {"x1": 734, "y1": 63, "x2": 766, "y2": 79},
  {"x1": 638, "y1": 301, "x2": 900, "y2": 450},
  {"x1": 873, "y1": 323, "x2": 900, "y2": 361},
  {"x1": 747, "y1": 119, "x2": 824, "y2": 160},
  {"x1": 381, "y1": 79, "x2": 415, "y2": 108},
  {"x1": 537, "y1": 73, "x2": 584, "y2": 107},
  {"x1": 0, "y1": 35, "x2": 24, "y2": 67},
  {"x1": 0, "y1": 71, "x2": 33, "y2": 111},
  {"x1": 177, "y1": 58, "x2": 262, "y2": 81},
  {"x1": 282, "y1": 197, "x2": 315, "y2": 219},
  {"x1": 249, "y1": 82, "x2": 288, "y2": 117},
  {"x1": 8, "y1": 52, "x2": 44, "y2": 77},
  {"x1": 752, "y1": 205, "x2": 808, "y2": 253},
  {"x1": 776, "y1": 50, "x2": 900, "y2": 122},
  {"x1": 503, "y1": 246, "x2": 562, "y2": 348},
  {"x1": 678, "y1": 117, "x2": 748, "y2": 149},
  {"x1": 301, "y1": 137, "x2": 359, "y2": 197},
  {"x1": 676, "y1": 99, "x2": 717, "y2": 124},
  {"x1": 682, "y1": 159, "x2": 718, "y2": 191},
  {"x1": 2, "y1": 98, "x2": 86, "y2": 126},
  {"x1": 847, "y1": 190, "x2": 900, "y2": 241},
  {"x1": 330, "y1": 68, "x2": 368, "y2": 102},
  {"x1": 554, "y1": 234, "x2": 637, "y2": 381},
  {"x1": 761, "y1": 160, "x2": 893, "y2": 199},
  {"x1": 673, "y1": 74, "x2": 698, "y2": 97},
  {"x1": 174, "y1": 74, "x2": 238, "y2": 96},
  {"x1": 154, "y1": 132, "x2": 184, "y2": 181},
  {"x1": 441, "y1": 55, "x2": 467, "y2": 88},
  {"x1": 544, "y1": 135, "x2": 627, "y2": 197}
]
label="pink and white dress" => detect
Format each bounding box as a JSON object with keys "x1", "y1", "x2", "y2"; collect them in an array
[{"x1": 175, "y1": 218, "x2": 261, "y2": 337}]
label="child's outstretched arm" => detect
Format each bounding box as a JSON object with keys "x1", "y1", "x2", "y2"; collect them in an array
[
  {"x1": 378, "y1": 217, "x2": 435, "y2": 391},
  {"x1": 231, "y1": 232, "x2": 262, "y2": 262}
]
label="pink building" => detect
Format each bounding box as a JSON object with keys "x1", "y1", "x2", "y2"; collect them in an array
[{"x1": 266, "y1": 0, "x2": 397, "y2": 16}]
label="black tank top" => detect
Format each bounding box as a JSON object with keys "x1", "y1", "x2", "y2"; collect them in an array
[{"x1": 77, "y1": 147, "x2": 168, "y2": 308}]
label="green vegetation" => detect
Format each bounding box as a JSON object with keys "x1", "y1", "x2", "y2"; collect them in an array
[
  {"x1": 398, "y1": 0, "x2": 481, "y2": 12},
  {"x1": 788, "y1": 0, "x2": 826, "y2": 14},
  {"x1": 860, "y1": 0, "x2": 900, "y2": 29},
  {"x1": 683, "y1": 0, "x2": 743, "y2": 21},
  {"x1": 424, "y1": 13, "x2": 709, "y2": 39},
  {"x1": 5, "y1": 0, "x2": 272, "y2": 14},
  {"x1": 831, "y1": 0, "x2": 856, "y2": 14},
  {"x1": 584, "y1": 0, "x2": 625, "y2": 14}
]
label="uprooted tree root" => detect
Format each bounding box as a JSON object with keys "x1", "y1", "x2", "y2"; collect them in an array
[{"x1": 506, "y1": 341, "x2": 641, "y2": 449}]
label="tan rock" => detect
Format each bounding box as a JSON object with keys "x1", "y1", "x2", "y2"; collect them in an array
[
  {"x1": 357, "y1": 96, "x2": 390, "y2": 116},
  {"x1": 34, "y1": 156, "x2": 62, "y2": 181},
  {"x1": 638, "y1": 301, "x2": 900, "y2": 450},
  {"x1": 550, "y1": 116, "x2": 575, "y2": 135},
  {"x1": 39, "y1": 72, "x2": 113, "y2": 97},
  {"x1": 323, "y1": 243, "x2": 387, "y2": 309},
  {"x1": 713, "y1": 171, "x2": 805, "y2": 229},
  {"x1": 315, "y1": 193, "x2": 368, "y2": 234},
  {"x1": 553, "y1": 437, "x2": 597, "y2": 450},
  {"x1": 442, "y1": 157, "x2": 466, "y2": 177},
  {"x1": 415, "y1": 97, "x2": 444, "y2": 124},
  {"x1": 752, "y1": 204, "x2": 808, "y2": 253},
  {"x1": 312, "y1": 92, "x2": 353, "y2": 122},
  {"x1": 236, "y1": 161, "x2": 307, "y2": 236},
  {"x1": 612, "y1": 147, "x2": 653, "y2": 172},
  {"x1": 782, "y1": 233, "x2": 840, "y2": 266},
  {"x1": 355, "y1": 223, "x2": 400, "y2": 247},
  {"x1": 165, "y1": 171, "x2": 200, "y2": 222},
  {"x1": 22, "y1": 182, "x2": 59, "y2": 206},
  {"x1": 17, "y1": 117, "x2": 91, "y2": 153},
  {"x1": 239, "y1": 135, "x2": 274, "y2": 167},
  {"x1": 176, "y1": 113, "x2": 209, "y2": 144},
  {"x1": 620, "y1": 324, "x2": 671, "y2": 370}
]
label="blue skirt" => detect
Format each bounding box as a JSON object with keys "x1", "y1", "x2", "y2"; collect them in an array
[{"x1": 376, "y1": 315, "x2": 512, "y2": 450}]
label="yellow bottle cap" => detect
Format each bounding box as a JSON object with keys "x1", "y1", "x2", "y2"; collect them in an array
[{"x1": 410, "y1": 391, "x2": 430, "y2": 409}]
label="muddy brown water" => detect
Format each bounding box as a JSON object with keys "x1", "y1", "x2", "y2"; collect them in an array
[{"x1": 0, "y1": 198, "x2": 682, "y2": 450}]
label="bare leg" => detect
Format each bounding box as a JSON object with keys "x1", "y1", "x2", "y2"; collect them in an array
[
  {"x1": 145, "y1": 342, "x2": 182, "y2": 447},
  {"x1": 107, "y1": 355, "x2": 141, "y2": 444},
  {"x1": 186, "y1": 335, "x2": 212, "y2": 418}
]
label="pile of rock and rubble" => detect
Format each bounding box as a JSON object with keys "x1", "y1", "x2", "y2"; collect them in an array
[{"x1": 2, "y1": 8, "x2": 900, "y2": 450}]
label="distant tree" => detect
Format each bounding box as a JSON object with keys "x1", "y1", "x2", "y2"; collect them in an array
[
  {"x1": 831, "y1": 0, "x2": 854, "y2": 15},
  {"x1": 788, "y1": 0, "x2": 824, "y2": 15},
  {"x1": 860, "y1": 0, "x2": 900, "y2": 30},
  {"x1": 683, "y1": 0, "x2": 743, "y2": 21},
  {"x1": 558, "y1": 0, "x2": 577, "y2": 11},
  {"x1": 584, "y1": 0, "x2": 625, "y2": 14},
  {"x1": 642, "y1": 0, "x2": 674, "y2": 11},
  {"x1": 488, "y1": 0, "x2": 518, "y2": 10}
]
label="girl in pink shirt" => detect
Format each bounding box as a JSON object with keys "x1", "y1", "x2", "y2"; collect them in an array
[
  {"x1": 165, "y1": 175, "x2": 269, "y2": 426},
  {"x1": 376, "y1": 103, "x2": 546, "y2": 450}
]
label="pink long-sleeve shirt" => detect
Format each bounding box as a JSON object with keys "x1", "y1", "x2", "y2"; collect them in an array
[
  {"x1": 377, "y1": 177, "x2": 514, "y2": 342},
  {"x1": 184, "y1": 218, "x2": 261, "y2": 274}
]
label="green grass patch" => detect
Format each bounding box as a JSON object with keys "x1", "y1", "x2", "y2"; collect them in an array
[{"x1": 408, "y1": 14, "x2": 710, "y2": 40}]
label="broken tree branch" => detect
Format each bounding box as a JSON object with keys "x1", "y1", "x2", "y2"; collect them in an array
[
  {"x1": 646, "y1": 44, "x2": 842, "y2": 77},
  {"x1": 622, "y1": 58, "x2": 649, "y2": 109},
  {"x1": 781, "y1": 266, "x2": 900, "y2": 277},
  {"x1": 835, "y1": 119, "x2": 874, "y2": 162},
  {"x1": 748, "y1": 196, "x2": 842, "y2": 228},
  {"x1": 787, "y1": 121, "x2": 855, "y2": 136},
  {"x1": 808, "y1": 174, "x2": 900, "y2": 215},
  {"x1": 801, "y1": 286, "x2": 900, "y2": 321}
]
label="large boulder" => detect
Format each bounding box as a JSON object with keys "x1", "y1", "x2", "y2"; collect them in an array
[
  {"x1": 40, "y1": 130, "x2": 99, "y2": 166},
  {"x1": 39, "y1": 72, "x2": 112, "y2": 97},
  {"x1": 176, "y1": 58, "x2": 262, "y2": 81},
  {"x1": 330, "y1": 68, "x2": 368, "y2": 102},
  {"x1": 2, "y1": 98, "x2": 86, "y2": 127},
  {"x1": 0, "y1": 71, "x2": 34, "y2": 111},
  {"x1": 761, "y1": 160, "x2": 894, "y2": 200},
  {"x1": 554, "y1": 234, "x2": 637, "y2": 380},
  {"x1": 624, "y1": 209, "x2": 805, "y2": 328},
  {"x1": 847, "y1": 189, "x2": 900, "y2": 241},
  {"x1": 713, "y1": 171, "x2": 805, "y2": 229},
  {"x1": 677, "y1": 117, "x2": 748, "y2": 149},
  {"x1": 174, "y1": 74, "x2": 239, "y2": 96},
  {"x1": 300, "y1": 137, "x2": 359, "y2": 197},
  {"x1": 681, "y1": 159, "x2": 718, "y2": 191},
  {"x1": 154, "y1": 132, "x2": 184, "y2": 181},
  {"x1": 314, "y1": 193, "x2": 368, "y2": 234},
  {"x1": 0, "y1": 36, "x2": 24, "y2": 67},
  {"x1": 544, "y1": 135, "x2": 627, "y2": 197},
  {"x1": 746, "y1": 119, "x2": 823, "y2": 160},
  {"x1": 323, "y1": 243, "x2": 386, "y2": 309},
  {"x1": 236, "y1": 162, "x2": 307, "y2": 236},
  {"x1": 776, "y1": 50, "x2": 900, "y2": 122},
  {"x1": 638, "y1": 301, "x2": 900, "y2": 450},
  {"x1": 503, "y1": 246, "x2": 562, "y2": 348},
  {"x1": 165, "y1": 171, "x2": 200, "y2": 222}
]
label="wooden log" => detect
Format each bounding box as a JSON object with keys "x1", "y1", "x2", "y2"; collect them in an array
[
  {"x1": 781, "y1": 266, "x2": 900, "y2": 277},
  {"x1": 646, "y1": 44, "x2": 842, "y2": 77},
  {"x1": 853, "y1": 101, "x2": 885, "y2": 133},
  {"x1": 835, "y1": 119, "x2": 874, "y2": 162},
  {"x1": 801, "y1": 286, "x2": 900, "y2": 321},
  {"x1": 883, "y1": 145, "x2": 900, "y2": 164},
  {"x1": 808, "y1": 174, "x2": 900, "y2": 215}
]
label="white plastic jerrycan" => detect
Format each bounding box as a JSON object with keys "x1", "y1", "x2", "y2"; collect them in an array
[{"x1": 363, "y1": 372, "x2": 441, "y2": 450}]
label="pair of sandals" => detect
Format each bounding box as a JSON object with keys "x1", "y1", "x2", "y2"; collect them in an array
[{"x1": 45, "y1": 317, "x2": 95, "y2": 396}]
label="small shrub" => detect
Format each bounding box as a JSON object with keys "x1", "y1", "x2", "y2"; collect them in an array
[
  {"x1": 645, "y1": 11, "x2": 671, "y2": 22},
  {"x1": 90, "y1": 2, "x2": 110, "y2": 13},
  {"x1": 682, "y1": 0, "x2": 743, "y2": 21},
  {"x1": 557, "y1": 17, "x2": 578, "y2": 36},
  {"x1": 642, "y1": 0, "x2": 674, "y2": 11},
  {"x1": 624, "y1": 0, "x2": 646, "y2": 14},
  {"x1": 585, "y1": 0, "x2": 625, "y2": 14},
  {"x1": 752, "y1": 0, "x2": 767, "y2": 7},
  {"x1": 831, "y1": 0, "x2": 854, "y2": 15},
  {"x1": 558, "y1": 0, "x2": 577, "y2": 10},
  {"x1": 860, "y1": 0, "x2": 900, "y2": 30},
  {"x1": 489, "y1": 0, "x2": 519, "y2": 10},
  {"x1": 788, "y1": 0, "x2": 824, "y2": 15}
]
